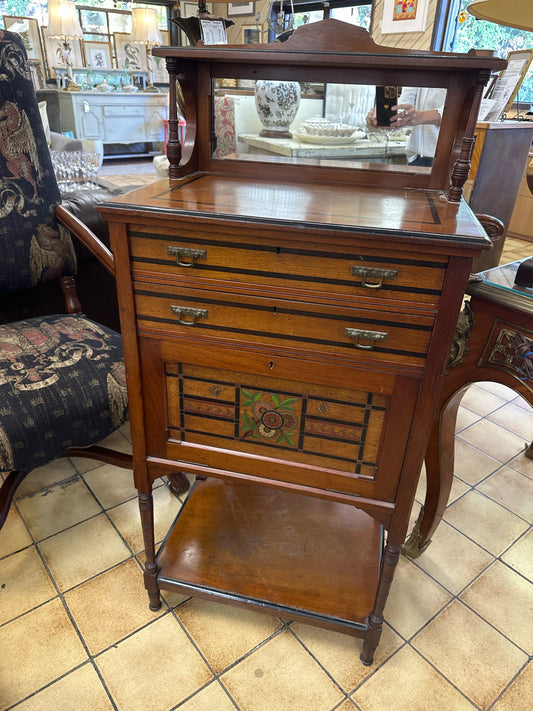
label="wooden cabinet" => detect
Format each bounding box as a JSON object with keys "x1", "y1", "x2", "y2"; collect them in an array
[
  {"x1": 58, "y1": 91, "x2": 167, "y2": 149},
  {"x1": 100, "y1": 19, "x2": 504, "y2": 665}
]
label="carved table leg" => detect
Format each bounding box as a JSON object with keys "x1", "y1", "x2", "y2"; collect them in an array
[
  {"x1": 138, "y1": 489, "x2": 161, "y2": 611},
  {"x1": 361, "y1": 543, "x2": 401, "y2": 665},
  {"x1": 403, "y1": 387, "x2": 468, "y2": 558}
]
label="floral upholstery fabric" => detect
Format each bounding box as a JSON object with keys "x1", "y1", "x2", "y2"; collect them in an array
[
  {"x1": 0, "y1": 30, "x2": 76, "y2": 297},
  {"x1": 0, "y1": 31, "x2": 129, "y2": 474},
  {"x1": 0, "y1": 314, "x2": 128, "y2": 471},
  {"x1": 213, "y1": 96, "x2": 237, "y2": 158}
]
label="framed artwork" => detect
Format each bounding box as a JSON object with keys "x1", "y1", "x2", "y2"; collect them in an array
[
  {"x1": 151, "y1": 30, "x2": 170, "y2": 83},
  {"x1": 227, "y1": 2, "x2": 255, "y2": 17},
  {"x1": 28, "y1": 59, "x2": 46, "y2": 90},
  {"x1": 380, "y1": 0, "x2": 430, "y2": 34},
  {"x1": 242, "y1": 25, "x2": 261, "y2": 44},
  {"x1": 484, "y1": 49, "x2": 533, "y2": 120},
  {"x1": 113, "y1": 32, "x2": 147, "y2": 71},
  {"x1": 83, "y1": 41, "x2": 113, "y2": 70},
  {"x1": 42, "y1": 26, "x2": 84, "y2": 77},
  {"x1": 3, "y1": 16, "x2": 45, "y2": 67}
]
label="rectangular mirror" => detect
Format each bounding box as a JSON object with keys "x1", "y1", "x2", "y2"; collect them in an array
[{"x1": 211, "y1": 79, "x2": 448, "y2": 175}]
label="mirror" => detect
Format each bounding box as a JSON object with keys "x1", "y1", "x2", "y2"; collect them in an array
[{"x1": 211, "y1": 79, "x2": 447, "y2": 174}]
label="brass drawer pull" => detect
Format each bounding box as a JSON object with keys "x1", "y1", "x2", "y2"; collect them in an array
[
  {"x1": 351, "y1": 266, "x2": 398, "y2": 289},
  {"x1": 167, "y1": 246, "x2": 206, "y2": 267},
  {"x1": 345, "y1": 328, "x2": 387, "y2": 350},
  {"x1": 170, "y1": 305, "x2": 208, "y2": 326}
]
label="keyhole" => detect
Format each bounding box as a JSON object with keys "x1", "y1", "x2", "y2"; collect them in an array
[
  {"x1": 269, "y1": 361, "x2": 274, "y2": 369},
  {"x1": 272, "y1": 306, "x2": 277, "y2": 315},
  {"x1": 276, "y1": 247, "x2": 281, "y2": 255}
]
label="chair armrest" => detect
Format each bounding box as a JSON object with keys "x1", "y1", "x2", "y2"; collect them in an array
[{"x1": 55, "y1": 203, "x2": 115, "y2": 276}]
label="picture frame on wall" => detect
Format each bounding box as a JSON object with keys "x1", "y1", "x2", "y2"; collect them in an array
[
  {"x1": 380, "y1": 0, "x2": 429, "y2": 34},
  {"x1": 3, "y1": 16, "x2": 45, "y2": 68},
  {"x1": 241, "y1": 25, "x2": 261, "y2": 44},
  {"x1": 41, "y1": 26, "x2": 84, "y2": 78},
  {"x1": 227, "y1": 2, "x2": 255, "y2": 17},
  {"x1": 113, "y1": 32, "x2": 147, "y2": 71},
  {"x1": 83, "y1": 41, "x2": 113, "y2": 70}
]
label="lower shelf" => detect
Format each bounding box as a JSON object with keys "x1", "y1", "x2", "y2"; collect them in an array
[{"x1": 156, "y1": 478, "x2": 384, "y2": 633}]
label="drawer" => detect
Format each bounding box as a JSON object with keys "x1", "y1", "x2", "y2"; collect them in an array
[
  {"x1": 134, "y1": 283, "x2": 434, "y2": 368},
  {"x1": 104, "y1": 105, "x2": 145, "y2": 117},
  {"x1": 140, "y1": 339, "x2": 420, "y2": 501},
  {"x1": 129, "y1": 227, "x2": 447, "y2": 306}
]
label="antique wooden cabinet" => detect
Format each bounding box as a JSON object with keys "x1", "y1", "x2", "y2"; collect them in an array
[{"x1": 100, "y1": 20, "x2": 504, "y2": 664}]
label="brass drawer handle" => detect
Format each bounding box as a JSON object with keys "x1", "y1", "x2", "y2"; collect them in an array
[
  {"x1": 167, "y1": 246, "x2": 206, "y2": 267},
  {"x1": 345, "y1": 328, "x2": 387, "y2": 350},
  {"x1": 170, "y1": 305, "x2": 208, "y2": 326},
  {"x1": 351, "y1": 266, "x2": 398, "y2": 289}
]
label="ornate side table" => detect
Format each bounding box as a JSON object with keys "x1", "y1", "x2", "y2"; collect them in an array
[{"x1": 404, "y1": 258, "x2": 533, "y2": 557}]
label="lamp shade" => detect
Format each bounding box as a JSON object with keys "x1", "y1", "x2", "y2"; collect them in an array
[
  {"x1": 130, "y1": 7, "x2": 163, "y2": 45},
  {"x1": 48, "y1": 0, "x2": 83, "y2": 39},
  {"x1": 467, "y1": 0, "x2": 533, "y2": 32}
]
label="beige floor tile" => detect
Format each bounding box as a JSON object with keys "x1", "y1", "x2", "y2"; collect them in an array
[
  {"x1": 351, "y1": 645, "x2": 476, "y2": 711},
  {"x1": 95, "y1": 614, "x2": 212, "y2": 711},
  {"x1": 160, "y1": 588, "x2": 191, "y2": 608},
  {"x1": 17, "y1": 475, "x2": 102, "y2": 541},
  {"x1": 412, "y1": 520, "x2": 493, "y2": 595},
  {"x1": 96, "y1": 427, "x2": 133, "y2": 455},
  {"x1": 460, "y1": 384, "x2": 509, "y2": 417},
  {"x1": 220, "y1": 630, "x2": 344, "y2": 711},
  {"x1": 453, "y1": 438, "x2": 501, "y2": 486},
  {"x1": 64, "y1": 558, "x2": 162, "y2": 654},
  {"x1": 455, "y1": 405, "x2": 482, "y2": 432},
  {"x1": 0, "y1": 507, "x2": 32, "y2": 557},
  {"x1": 107, "y1": 483, "x2": 182, "y2": 553},
  {"x1": 443, "y1": 490, "x2": 529, "y2": 556},
  {"x1": 383, "y1": 557, "x2": 451, "y2": 639},
  {"x1": 457, "y1": 419, "x2": 526, "y2": 464},
  {"x1": 14, "y1": 663, "x2": 114, "y2": 710},
  {"x1": 476, "y1": 381, "x2": 517, "y2": 401},
  {"x1": 487, "y1": 401, "x2": 533, "y2": 441},
  {"x1": 0, "y1": 546, "x2": 57, "y2": 624},
  {"x1": 477, "y1": 466, "x2": 533, "y2": 521},
  {"x1": 460, "y1": 561, "x2": 533, "y2": 654},
  {"x1": 412, "y1": 600, "x2": 527, "y2": 709},
  {"x1": 176, "y1": 597, "x2": 282, "y2": 674},
  {"x1": 83, "y1": 463, "x2": 138, "y2": 509},
  {"x1": 0, "y1": 598, "x2": 87, "y2": 710},
  {"x1": 15, "y1": 458, "x2": 77, "y2": 499},
  {"x1": 335, "y1": 702, "x2": 358, "y2": 710},
  {"x1": 507, "y1": 449, "x2": 533, "y2": 481},
  {"x1": 511, "y1": 392, "x2": 533, "y2": 411},
  {"x1": 291, "y1": 622, "x2": 403, "y2": 692},
  {"x1": 501, "y1": 529, "x2": 533, "y2": 582},
  {"x1": 178, "y1": 680, "x2": 238, "y2": 711},
  {"x1": 491, "y1": 661, "x2": 533, "y2": 711},
  {"x1": 38, "y1": 514, "x2": 130, "y2": 591}
]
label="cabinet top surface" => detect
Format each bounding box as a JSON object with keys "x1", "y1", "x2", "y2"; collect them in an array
[{"x1": 101, "y1": 175, "x2": 489, "y2": 246}]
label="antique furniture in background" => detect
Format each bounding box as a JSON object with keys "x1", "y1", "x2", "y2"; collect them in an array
[
  {"x1": 100, "y1": 20, "x2": 504, "y2": 664},
  {"x1": 0, "y1": 30, "x2": 131, "y2": 530},
  {"x1": 467, "y1": 120, "x2": 533, "y2": 271},
  {"x1": 404, "y1": 257, "x2": 533, "y2": 557}
]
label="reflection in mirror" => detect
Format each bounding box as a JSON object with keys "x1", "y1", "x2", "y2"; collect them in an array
[{"x1": 211, "y1": 79, "x2": 447, "y2": 174}]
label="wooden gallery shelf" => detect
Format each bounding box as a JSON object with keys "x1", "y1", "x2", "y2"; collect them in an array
[{"x1": 157, "y1": 478, "x2": 383, "y2": 632}]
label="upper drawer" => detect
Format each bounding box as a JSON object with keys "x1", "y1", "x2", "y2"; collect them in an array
[
  {"x1": 128, "y1": 227, "x2": 447, "y2": 306},
  {"x1": 104, "y1": 105, "x2": 145, "y2": 117},
  {"x1": 134, "y1": 283, "x2": 434, "y2": 369}
]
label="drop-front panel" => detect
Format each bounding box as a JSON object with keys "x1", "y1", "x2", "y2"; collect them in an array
[{"x1": 102, "y1": 174, "x2": 489, "y2": 664}]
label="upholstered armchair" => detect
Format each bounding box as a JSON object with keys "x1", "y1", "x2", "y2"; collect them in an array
[{"x1": 0, "y1": 30, "x2": 187, "y2": 530}]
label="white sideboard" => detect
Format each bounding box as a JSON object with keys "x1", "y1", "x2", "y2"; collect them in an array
[{"x1": 58, "y1": 91, "x2": 167, "y2": 152}]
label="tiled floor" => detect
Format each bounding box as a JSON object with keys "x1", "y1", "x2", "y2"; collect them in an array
[{"x1": 1, "y1": 191, "x2": 532, "y2": 708}]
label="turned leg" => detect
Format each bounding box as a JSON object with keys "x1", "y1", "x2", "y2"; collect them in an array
[
  {"x1": 403, "y1": 387, "x2": 468, "y2": 557},
  {"x1": 361, "y1": 543, "x2": 401, "y2": 665},
  {"x1": 138, "y1": 489, "x2": 161, "y2": 611}
]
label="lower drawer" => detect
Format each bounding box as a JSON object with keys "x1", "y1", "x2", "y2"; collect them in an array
[
  {"x1": 140, "y1": 337, "x2": 420, "y2": 501},
  {"x1": 134, "y1": 283, "x2": 434, "y2": 368}
]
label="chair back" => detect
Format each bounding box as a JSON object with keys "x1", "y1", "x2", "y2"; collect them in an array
[{"x1": 0, "y1": 30, "x2": 75, "y2": 298}]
